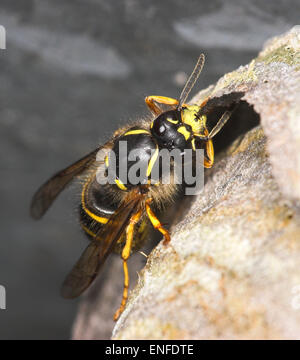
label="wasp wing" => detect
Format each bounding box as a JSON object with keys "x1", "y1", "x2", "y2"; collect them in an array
[
  {"x1": 30, "y1": 143, "x2": 112, "y2": 220},
  {"x1": 61, "y1": 190, "x2": 145, "y2": 299}
]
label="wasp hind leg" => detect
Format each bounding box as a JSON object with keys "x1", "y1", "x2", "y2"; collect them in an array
[
  {"x1": 145, "y1": 198, "x2": 170, "y2": 245},
  {"x1": 145, "y1": 95, "x2": 179, "y2": 116},
  {"x1": 113, "y1": 209, "x2": 142, "y2": 321}
]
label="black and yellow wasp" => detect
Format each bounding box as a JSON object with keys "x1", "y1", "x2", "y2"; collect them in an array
[{"x1": 30, "y1": 54, "x2": 240, "y2": 320}]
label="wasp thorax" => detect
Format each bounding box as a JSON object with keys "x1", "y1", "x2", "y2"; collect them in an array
[
  {"x1": 151, "y1": 110, "x2": 191, "y2": 151},
  {"x1": 107, "y1": 128, "x2": 158, "y2": 190}
]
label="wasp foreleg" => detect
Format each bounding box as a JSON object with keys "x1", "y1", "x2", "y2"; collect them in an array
[{"x1": 145, "y1": 95, "x2": 179, "y2": 116}]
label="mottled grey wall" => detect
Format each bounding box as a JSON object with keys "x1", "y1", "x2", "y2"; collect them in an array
[{"x1": 0, "y1": 0, "x2": 297, "y2": 339}]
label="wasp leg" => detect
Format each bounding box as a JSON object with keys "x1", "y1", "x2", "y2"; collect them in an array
[
  {"x1": 194, "y1": 109, "x2": 232, "y2": 168},
  {"x1": 195, "y1": 110, "x2": 233, "y2": 142},
  {"x1": 207, "y1": 110, "x2": 232, "y2": 139},
  {"x1": 204, "y1": 129, "x2": 214, "y2": 168},
  {"x1": 145, "y1": 198, "x2": 170, "y2": 245},
  {"x1": 113, "y1": 209, "x2": 142, "y2": 321},
  {"x1": 145, "y1": 95, "x2": 179, "y2": 116},
  {"x1": 194, "y1": 129, "x2": 214, "y2": 168},
  {"x1": 204, "y1": 139, "x2": 214, "y2": 168}
]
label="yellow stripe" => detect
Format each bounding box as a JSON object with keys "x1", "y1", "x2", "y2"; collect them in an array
[
  {"x1": 146, "y1": 145, "x2": 159, "y2": 177},
  {"x1": 81, "y1": 182, "x2": 109, "y2": 224},
  {"x1": 191, "y1": 138, "x2": 196, "y2": 151},
  {"x1": 166, "y1": 117, "x2": 179, "y2": 124},
  {"x1": 177, "y1": 126, "x2": 191, "y2": 141},
  {"x1": 115, "y1": 178, "x2": 128, "y2": 191},
  {"x1": 124, "y1": 129, "x2": 150, "y2": 136},
  {"x1": 80, "y1": 223, "x2": 97, "y2": 238}
]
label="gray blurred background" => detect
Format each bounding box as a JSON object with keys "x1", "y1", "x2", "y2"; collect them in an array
[{"x1": 0, "y1": 0, "x2": 297, "y2": 339}]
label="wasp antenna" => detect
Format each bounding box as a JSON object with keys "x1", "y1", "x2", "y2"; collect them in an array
[
  {"x1": 207, "y1": 104, "x2": 237, "y2": 139},
  {"x1": 178, "y1": 53, "x2": 205, "y2": 110}
]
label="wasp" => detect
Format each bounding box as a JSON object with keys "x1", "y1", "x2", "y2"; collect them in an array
[{"x1": 30, "y1": 54, "x2": 240, "y2": 320}]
